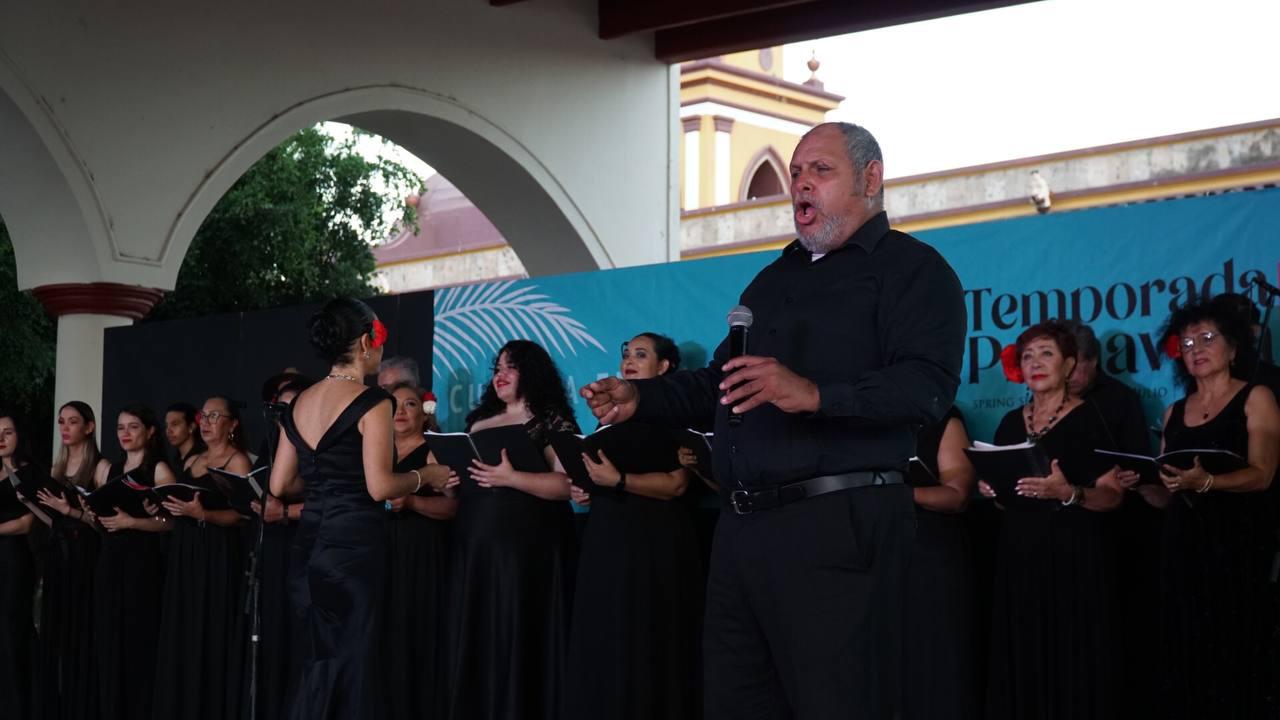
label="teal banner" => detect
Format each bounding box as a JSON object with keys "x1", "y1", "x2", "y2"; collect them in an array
[{"x1": 430, "y1": 188, "x2": 1280, "y2": 446}]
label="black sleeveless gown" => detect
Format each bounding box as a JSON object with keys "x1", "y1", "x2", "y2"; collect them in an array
[
  {"x1": 1159, "y1": 384, "x2": 1274, "y2": 718},
  {"x1": 151, "y1": 465, "x2": 248, "y2": 720},
  {"x1": 0, "y1": 468, "x2": 36, "y2": 720},
  {"x1": 382, "y1": 442, "x2": 452, "y2": 720},
  {"x1": 281, "y1": 386, "x2": 391, "y2": 720},
  {"x1": 32, "y1": 475, "x2": 100, "y2": 720},
  {"x1": 985, "y1": 403, "x2": 1119, "y2": 719},
  {"x1": 903, "y1": 407, "x2": 980, "y2": 720},
  {"x1": 447, "y1": 413, "x2": 578, "y2": 720},
  {"x1": 255, "y1": 517, "x2": 298, "y2": 720},
  {"x1": 95, "y1": 460, "x2": 169, "y2": 720},
  {"x1": 564, "y1": 420, "x2": 703, "y2": 720},
  {"x1": 251, "y1": 434, "x2": 302, "y2": 720}
]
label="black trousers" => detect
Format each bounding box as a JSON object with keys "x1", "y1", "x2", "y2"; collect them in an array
[{"x1": 704, "y1": 483, "x2": 915, "y2": 720}]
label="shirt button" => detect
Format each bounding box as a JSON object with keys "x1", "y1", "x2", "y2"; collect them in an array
[
  {"x1": 730, "y1": 445, "x2": 738, "y2": 454},
  {"x1": 784, "y1": 296, "x2": 794, "y2": 304}
]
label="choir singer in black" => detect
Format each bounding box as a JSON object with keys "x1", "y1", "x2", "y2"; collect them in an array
[{"x1": 581, "y1": 122, "x2": 966, "y2": 719}]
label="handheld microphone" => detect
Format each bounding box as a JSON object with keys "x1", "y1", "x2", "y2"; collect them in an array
[{"x1": 726, "y1": 305, "x2": 754, "y2": 426}]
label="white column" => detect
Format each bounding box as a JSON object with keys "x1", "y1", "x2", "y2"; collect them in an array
[
  {"x1": 713, "y1": 116, "x2": 734, "y2": 207},
  {"x1": 52, "y1": 314, "x2": 131, "y2": 449},
  {"x1": 682, "y1": 116, "x2": 701, "y2": 210},
  {"x1": 33, "y1": 282, "x2": 162, "y2": 457},
  {"x1": 665, "y1": 66, "x2": 682, "y2": 261}
]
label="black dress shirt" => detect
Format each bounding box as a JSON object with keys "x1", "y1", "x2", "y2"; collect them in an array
[
  {"x1": 633, "y1": 212, "x2": 966, "y2": 489},
  {"x1": 1084, "y1": 370, "x2": 1153, "y2": 456}
]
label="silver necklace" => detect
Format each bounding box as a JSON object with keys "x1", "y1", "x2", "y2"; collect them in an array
[{"x1": 326, "y1": 373, "x2": 360, "y2": 383}]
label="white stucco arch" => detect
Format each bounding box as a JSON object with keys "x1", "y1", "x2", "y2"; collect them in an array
[
  {"x1": 0, "y1": 50, "x2": 113, "y2": 288},
  {"x1": 165, "y1": 85, "x2": 614, "y2": 285},
  {"x1": 0, "y1": 0, "x2": 680, "y2": 293}
]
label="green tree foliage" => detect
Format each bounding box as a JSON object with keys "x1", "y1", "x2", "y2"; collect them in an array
[
  {"x1": 0, "y1": 219, "x2": 57, "y2": 460},
  {"x1": 151, "y1": 125, "x2": 422, "y2": 319}
]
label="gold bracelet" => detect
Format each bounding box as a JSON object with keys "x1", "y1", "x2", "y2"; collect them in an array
[{"x1": 411, "y1": 469, "x2": 422, "y2": 493}]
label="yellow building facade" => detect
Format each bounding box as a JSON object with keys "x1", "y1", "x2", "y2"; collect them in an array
[
  {"x1": 679, "y1": 47, "x2": 843, "y2": 210},
  {"x1": 374, "y1": 47, "x2": 1280, "y2": 291}
]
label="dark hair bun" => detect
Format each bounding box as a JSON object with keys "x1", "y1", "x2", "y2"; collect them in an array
[
  {"x1": 308, "y1": 311, "x2": 346, "y2": 361},
  {"x1": 308, "y1": 298, "x2": 376, "y2": 364}
]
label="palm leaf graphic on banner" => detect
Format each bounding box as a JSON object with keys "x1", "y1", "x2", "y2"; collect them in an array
[{"x1": 432, "y1": 280, "x2": 607, "y2": 377}]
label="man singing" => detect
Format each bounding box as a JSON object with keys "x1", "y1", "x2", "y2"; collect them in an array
[{"x1": 581, "y1": 122, "x2": 966, "y2": 718}]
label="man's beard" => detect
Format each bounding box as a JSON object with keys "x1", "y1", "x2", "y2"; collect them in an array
[{"x1": 796, "y1": 213, "x2": 846, "y2": 255}]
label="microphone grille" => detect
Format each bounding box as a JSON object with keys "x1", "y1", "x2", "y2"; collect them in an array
[{"x1": 727, "y1": 305, "x2": 754, "y2": 328}]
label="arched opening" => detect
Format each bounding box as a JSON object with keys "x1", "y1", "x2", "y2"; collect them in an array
[
  {"x1": 0, "y1": 209, "x2": 56, "y2": 462},
  {"x1": 740, "y1": 147, "x2": 788, "y2": 202},
  {"x1": 746, "y1": 161, "x2": 785, "y2": 199},
  {"x1": 165, "y1": 87, "x2": 608, "y2": 292},
  {"x1": 148, "y1": 122, "x2": 434, "y2": 320},
  {"x1": 0, "y1": 81, "x2": 625, "y2": 295}
]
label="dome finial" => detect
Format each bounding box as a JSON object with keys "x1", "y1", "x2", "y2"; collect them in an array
[{"x1": 804, "y1": 50, "x2": 824, "y2": 90}]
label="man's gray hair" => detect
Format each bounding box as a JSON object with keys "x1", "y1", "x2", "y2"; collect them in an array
[
  {"x1": 832, "y1": 122, "x2": 884, "y2": 204},
  {"x1": 1060, "y1": 319, "x2": 1101, "y2": 362},
  {"x1": 379, "y1": 356, "x2": 421, "y2": 386}
]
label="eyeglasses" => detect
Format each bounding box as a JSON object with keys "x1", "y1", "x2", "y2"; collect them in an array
[
  {"x1": 1179, "y1": 331, "x2": 1219, "y2": 351},
  {"x1": 197, "y1": 411, "x2": 228, "y2": 425}
]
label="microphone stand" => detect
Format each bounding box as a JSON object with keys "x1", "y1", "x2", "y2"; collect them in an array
[
  {"x1": 1252, "y1": 279, "x2": 1280, "y2": 585},
  {"x1": 1253, "y1": 277, "x2": 1278, "y2": 368},
  {"x1": 244, "y1": 402, "x2": 282, "y2": 720}
]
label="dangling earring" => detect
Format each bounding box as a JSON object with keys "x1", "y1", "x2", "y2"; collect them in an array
[{"x1": 364, "y1": 351, "x2": 371, "y2": 359}]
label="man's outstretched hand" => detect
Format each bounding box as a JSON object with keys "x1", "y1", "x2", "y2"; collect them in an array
[{"x1": 579, "y1": 377, "x2": 638, "y2": 425}]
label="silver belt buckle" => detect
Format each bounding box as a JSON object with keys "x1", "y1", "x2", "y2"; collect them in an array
[{"x1": 729, "y1": 489, "x2": 753, "y2": 515}]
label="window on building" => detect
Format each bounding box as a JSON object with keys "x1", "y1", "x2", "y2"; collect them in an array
[{"x1": 745, "y1": 156, "x2": 786, "y2": 200}]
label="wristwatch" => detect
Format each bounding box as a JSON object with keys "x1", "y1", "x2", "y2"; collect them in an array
[{"x1": 616, "y1": 470, "x2": 627, "y2": 493}]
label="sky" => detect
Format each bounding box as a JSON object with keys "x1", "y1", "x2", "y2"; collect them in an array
[
  {"x1": 781, "y1": 0, "x2": 1280, "y2": 178},
  {"x1": 322, "y1": 121, "x2": 435, "y2": 183},
  {"x1": 341, "y1": 0, "x2": 1280, "y2": 185}
]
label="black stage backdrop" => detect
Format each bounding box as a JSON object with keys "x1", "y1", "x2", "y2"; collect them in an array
[{"x1": 101, "y1": 291, "x2": 435, "y2": 461}]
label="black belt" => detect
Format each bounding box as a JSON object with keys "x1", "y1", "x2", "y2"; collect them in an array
[{"x1": 727, "y1": 470, "x2": 904, "y2": 515}]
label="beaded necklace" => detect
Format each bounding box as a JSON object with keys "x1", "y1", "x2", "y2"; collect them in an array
[{"x1": 1025, "y1": 396, "x2": 1066, "y2": 441}]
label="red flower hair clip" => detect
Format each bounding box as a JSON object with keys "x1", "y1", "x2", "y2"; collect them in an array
[
  {"x1": 1163, "y1": 334, "x2": 1182, "y2": 360},
  {"x1": 1000, "y1": 344, "x2": 1025, "y2": 383},
  {"x1": 370, "y1": 318, "x2": 388, "y2": 349}
]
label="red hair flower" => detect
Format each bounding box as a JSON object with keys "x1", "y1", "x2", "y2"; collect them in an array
[
  {"x1": 422, "y1": 391, "x2": 437, "y2": 414},
  {"x1": 1000, "y1": 344, "x2": 1025, "y2": 383},
  {"x1": 370, "y1": 318, "x2": 389, "y2": 349},
  {"x1": 1164, "y1": 334, "x2": 1182, "y2": 360}
]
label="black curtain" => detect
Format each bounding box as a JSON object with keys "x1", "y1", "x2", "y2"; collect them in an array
[{"x1": 101, "y1": 290, "x2": 434, "y2": 460}]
